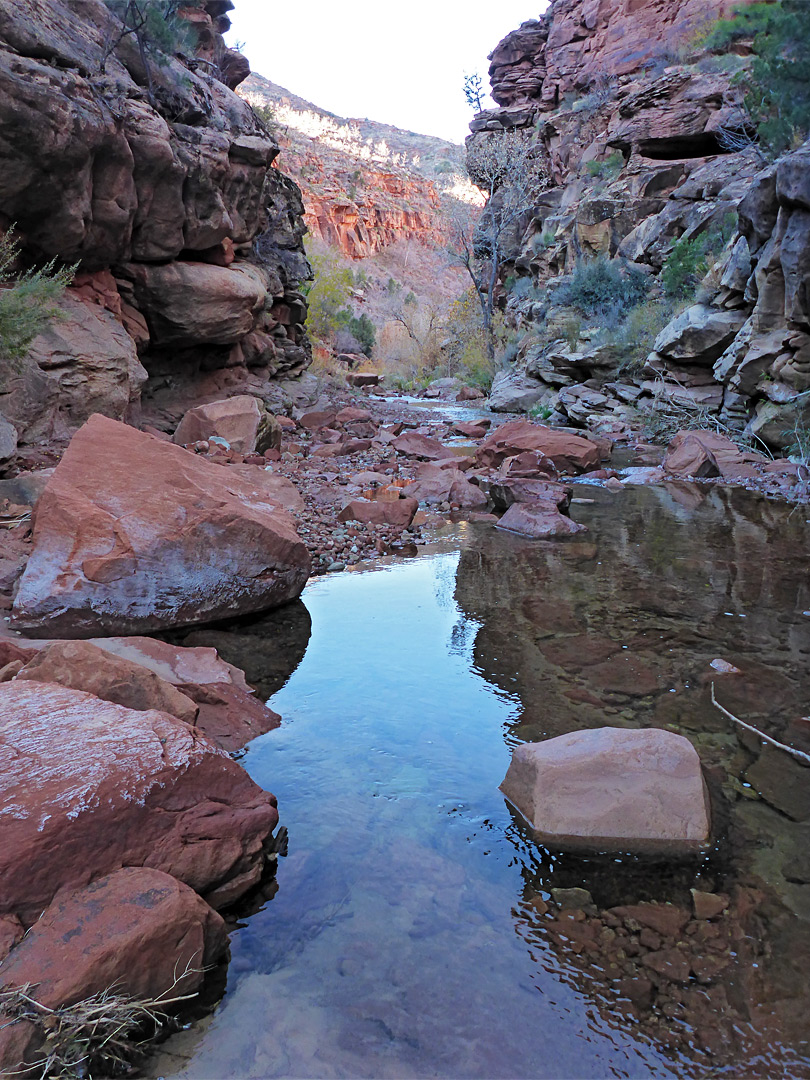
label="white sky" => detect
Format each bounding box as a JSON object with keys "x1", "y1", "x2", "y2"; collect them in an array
[{"x1": 225, "y1": 1, "x2": 549, "y2": 145}]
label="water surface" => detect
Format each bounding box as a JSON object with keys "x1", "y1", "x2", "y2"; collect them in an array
[{"x1": 154, "y1": 482, "x2": 810, "y2": 1079}]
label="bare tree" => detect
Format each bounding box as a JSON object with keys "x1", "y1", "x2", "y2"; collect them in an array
[{"x1": 453, "y1": 131, "x2": 549, "y2": 356}]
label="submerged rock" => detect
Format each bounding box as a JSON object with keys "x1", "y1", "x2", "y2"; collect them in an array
[
  {"x1": 0, "y1": 680, "x2": 279, "y2": 923},
  {"x1": 500, "y1": 727, "x2": 710, "y2": 855},
  {"x1": 11, "y1": 414, "x2": 310, "y2": 637}
]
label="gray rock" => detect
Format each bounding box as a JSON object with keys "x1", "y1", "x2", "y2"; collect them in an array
[
  {"x1": 488, "y1": 370, "x2": 546, "y2": 412},
  {"x1": 654, "y1": 304, "x2": 748, "y2": 364},
  {"x1": 0, "y1": 415, "x2": 17, "y2": 464}
]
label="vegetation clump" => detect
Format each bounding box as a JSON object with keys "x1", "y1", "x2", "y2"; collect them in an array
[
  {"x1": 708, "y1": 0, "x2": 810, "y2": 155},
  {"x1": 0, "y1": 230, "x2": 73, "y2": 368},
  {"x1": 553, "y1": 255, "x2": 649, "y2": 317}
]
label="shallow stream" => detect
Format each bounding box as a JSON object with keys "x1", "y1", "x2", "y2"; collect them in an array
[{"x1": 152, "y1": 481, "x2": 810, "y2": 1079}]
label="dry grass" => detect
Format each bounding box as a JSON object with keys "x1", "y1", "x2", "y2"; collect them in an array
[{"x1": 0, "y1": 969, "x2": 200, "y2": 1080}]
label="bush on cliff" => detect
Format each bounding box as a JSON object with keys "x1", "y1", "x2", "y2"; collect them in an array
[
  {"x1": 0, "y1": 230, "x2": 73, "y2": 368},
  {"x1": 553, "y1": 256, "x2": 649, "y2": 317},
  {"x1": 708, "y1": 1, "x2": 810, "y2": 154}
]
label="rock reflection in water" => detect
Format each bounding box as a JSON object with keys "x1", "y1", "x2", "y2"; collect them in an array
[
  {"x1": 456, "y1": 482, "x2": 810, "y2": 1076},
  {"x1": 151, "y1": 485, "x2": 809, "y2": 1079}
]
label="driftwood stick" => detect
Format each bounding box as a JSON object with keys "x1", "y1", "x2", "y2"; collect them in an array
[{"x1": 711, "y1": 683, "x2": 810, "y2": 766}]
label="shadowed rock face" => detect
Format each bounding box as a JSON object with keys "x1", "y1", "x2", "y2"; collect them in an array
[
  {"x1": 0, "y1": 680, "x2": 279, "y2": 924},
  {"x1": 11, "y1": 414, "x2": 310, "y2": 637}
]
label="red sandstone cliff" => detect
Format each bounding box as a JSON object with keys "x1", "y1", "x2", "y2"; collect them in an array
[{"x1": 0, "y1": 0, "x2": 311, "y2": 458}]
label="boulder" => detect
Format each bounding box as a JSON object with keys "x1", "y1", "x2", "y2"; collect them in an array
[
  {"x1": 500, "y1": 727, "x2": 710, "y2": 855},
  {"x1": 453, "y1": 420, "x2": 491, "y2": 439},
  {"x1": 663, "y1": 433, "x2": 721, "y2": 479},
  {"x1": 346, "y1": 372, "x2": 380, "y2": 387},
  {"x1": 664, "y1": 429, "x2": 766, "y2": 480},
  {"x1": 487, "y1": 369, "x2": 546, "y2": 412},
  {"x1": 14, "y1": 639, "x2": 199, "y2": 726},
  {"x1": 173, "y1": 395, "x2": 279, "y2": 453},
  {"x1": 338, "y1": 497, "x2": 418, "y2": 529},
  {"x1": 496, "y1": 502, "x2": 587, "y2": 538},
  {"x1": 653, "y1": 305, "x2": 748, "y2": 365},
  {"x1": 0, "y1": 868, "x2": 226, "y2": 1075},
  {"x1": 125, "y1": 261, "x2": 267, "y2": 346},
  {"x1": 391, "y1": 431, "x2": 448, "y2": 460},
  {"x1": 0, "y1": 680, "x2": 279, "y2": 923},
  {"x1": 11, "y1": 415, "x2": 310, "y2": 637},
  {"x1": 476, "y1": 420, "x2": 601, "y2": 474},
  {"x1": 484, "y1": 478, "x2": 570, "y2": 511}
]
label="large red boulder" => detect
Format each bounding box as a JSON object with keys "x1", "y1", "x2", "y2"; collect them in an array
[
  {"x1": 500, "y1": 727, "x2": 711, "y2": 855},
  {"x1": 664, "y1": 429, "x2": 767, "y2": 480},
  {"x1": 338, "y1": 497, "x2": 418, "y2": 528},
  {"x1": 0, "y1": 867, "x2": 227, "y2": 1075},
  {"x1": 496, "y1": 502, "x2": 587, "y2": 538},
  {"x1": 11, "y1": 415, "x2": 310, "y2": 637},
  {"x1": 476, "y1": 420, "x2": 601, "y2": 474},
  {"x1": 0, "y1": 681, "x2": 279, "y2": 923}
]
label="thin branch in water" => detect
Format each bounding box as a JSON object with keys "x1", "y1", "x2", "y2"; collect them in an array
[{"x1": 711, "y1": 683, "x2": 810, "y2": 765}]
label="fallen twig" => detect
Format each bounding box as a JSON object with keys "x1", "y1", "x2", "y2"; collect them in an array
[{"x1": 711, "y1": 683, "x2": 810, "y2": 765}]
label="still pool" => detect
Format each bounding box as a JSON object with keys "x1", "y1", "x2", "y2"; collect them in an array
[{"x1": 153, "y1": 483, "x2": 810, "y2": 1079}]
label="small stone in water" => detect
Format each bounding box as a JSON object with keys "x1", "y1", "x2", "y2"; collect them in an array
[
  {"x1": 551, "y1": 887, "x2": 593, "y2": 910},
  {"x1": 327, "y1": 562, "x2": 346, "y2": 572},
  {"x1": 710, "y1": 658, "x2": 741, "y2": 674}
]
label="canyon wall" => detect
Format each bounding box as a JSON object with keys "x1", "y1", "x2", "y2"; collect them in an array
[
  {"x1": 241, "y1": 74, "x2": 474, "y2": 261},
  {"x1": 0, "y1": 0, "x2": 311, "y2": 456},
  {"x1": 468, "y1": 0, "x2": 809, "y2": 448}
]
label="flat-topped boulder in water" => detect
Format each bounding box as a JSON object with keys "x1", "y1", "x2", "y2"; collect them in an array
[
  {"x1": 501, "y1": 727, "x2": 711, "y2": 855},
  {"x1": 11, "y1": 414, "x2": 310, "y2": 637}
]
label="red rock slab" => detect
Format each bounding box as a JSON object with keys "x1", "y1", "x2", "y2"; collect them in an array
[
  {"x1": 0, "y1": 681, "x2": 279, "y2": 924},
  {"x1": 449, "y1": 478, "x2": 489, "y2": 510},
  {"x1": 477, "y1": 421, "x2": 601, "y2": 474},
  {"x1": 664, "y1": 434, "x2": 721, "y2": 479},
  {"x1": 87, "y1": 636, "x2": 281, "y2": 753},
  {"x1": 453, "y1": 420, "x2": 491, "y2": 439},
  {"x1": 665, "y1": 429, "x2": 767, "y2": 480},
  {"x1": 486, "y1": 478, "x2": 570, "y2": 511},
  {"x1": 498, "y1": 450, "x2": 558, "y2": 480},
  {"x1": 500, "y1": 727, "x2": 710, "y2": 855},
  {"x1": 224, "y1": 464, "x2": 304, "y2": 510},
  {"x1": 299, "y1": 409, "x2": 337, "y2": 430},
  {"x1": 0, "y1": 868, "x2": 227, "y2": 1075},
  {"x1": 14, "y1": 640, "x2": 199, "y2": 726},
  {"x1": 335, "y1": 407, "x2": 373, "y2": 424},
  {"x1": 391, "y1": 431, "x2": 449, "y2": 460},
  {"x1": 338, "y1": 497, "x2": 418, "y2": 529},
  {"x1": 496, "y1": 502, "x2": 587, "y2": 538},
  {"x1": 11, "y1": 415, "x2": 310, "y2": 637}
]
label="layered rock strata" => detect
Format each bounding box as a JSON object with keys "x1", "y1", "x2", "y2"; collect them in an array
[
  {"x1": 465, "y1": 0, "x2": 810, "y2": 448},
  {"x1": 0, "y1": 0, "x2": 311, "y2": 458}
]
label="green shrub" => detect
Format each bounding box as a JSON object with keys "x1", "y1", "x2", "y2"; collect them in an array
[
  {"x1": 600, "y1": 298, "x2": 681, "y2": 376},
  {"x1": 661, "y1": 234, "x2": 710, "y2": 298},
  {"x1": 554, "y1": 256, "x2": 649, "y2": 316},
  {"x1": 707, "y1": 1, "x2": 810, "y2": 155},
  {"x1": 583, "y1": 151, "x2": 624, "y2": 181},
  {"x1": 0, "y1": 230, "x2": 74, "y2": 367}
]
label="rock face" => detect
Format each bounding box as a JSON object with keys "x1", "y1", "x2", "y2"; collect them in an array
[
  {"x1": 240, "y1": 73, "x2": 475, "y2": 260},
  {"x1": 500, "y1": 727, "x2": 711, "y2": 854},
  {"x1": 0, "y1": 0, "x2": 312, "y2": 452},
  {"x1": 0, "y1": 680, "x2": 279, "y2": 924},
  {"x1": 11, "y1": 414, "x2": 310, "y2": 637},
  {"x1": 467, "y1": 0, "x2": 805, "y2": 439},
  {"x1": 0, "y1": 867, "x2": 227, "y2": 1073}
]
